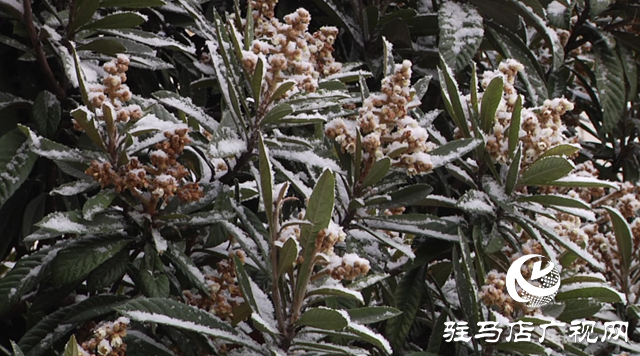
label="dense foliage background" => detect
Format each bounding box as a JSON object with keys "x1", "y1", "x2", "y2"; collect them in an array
[{"x1": 0, "y1": 0, "x2": 639, "y2": 355}]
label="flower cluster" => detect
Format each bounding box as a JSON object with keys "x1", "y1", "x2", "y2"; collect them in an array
[
  {"x1": 86, "y1": 128, "x2": 204, "y2": 214},
  {"x1": 184, "y1": 251, "x2": 246, "y2": 321},
  {"x1": 316, "y1": 221, "x2": 346, "y2": 255},
  {"x1": 479, "y1": 59, "x2": 577, "y2": 166},
  {"x1": 79, "y1": 317, "x2": 129, "y2": 356},
  {"x1": 327, "y1": 253, "x2": 371, "y2": 281},
  {"x1": 479, "y1": 270, "x2": 521, "y2": 316},
  {"x1": 85, "y1": 54, "x2": 143, "y2": 122},
  {"x1": 240, "y1": 0, "x2": 341, "y2": 105},
  {"x1": 326, "y1": 60, "x2": 437, "y2": 176}
]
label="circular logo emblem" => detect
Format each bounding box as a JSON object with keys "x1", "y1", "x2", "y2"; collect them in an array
[{"x1": 506, "y1": 254, "x2": 560, "y2": 308}]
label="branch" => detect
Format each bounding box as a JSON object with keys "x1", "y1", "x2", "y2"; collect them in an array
[{"x1": 22, "y1": 0, "x2": 66, "y2": 100}]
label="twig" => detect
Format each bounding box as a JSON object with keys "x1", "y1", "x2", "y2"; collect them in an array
[{"x1": 22, "y1": 0, "x2": 66, "y2": 100}]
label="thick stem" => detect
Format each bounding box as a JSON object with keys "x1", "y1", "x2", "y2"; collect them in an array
[{"x1": 22, "y1": 0, "x2": 66, "y2": 100}]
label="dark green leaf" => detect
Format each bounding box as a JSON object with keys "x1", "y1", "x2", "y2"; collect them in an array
[
  {"x1": 556, "y1": 285, "x2": 624, "y2": 303},
  {"x1": 517, "y1": 194, "x2": 590, "y2": 209},
  {"x1": 101, "y1": 0, "x2": 166, "y2": 7},
  {"x1": 298, "y1": 308, "x2": 349, "y2": 330},
  {"x1": 603, "y1": 206, "x2": 633, "y2": 272},
  {"x1": 115, "y1": 298, "x2": 260, "y2": 349},
  {"x1": 557, "y1": 299, "x2": 602, "y2": 322},
  {"x1": 70, "y1": 0, "x2": 101, "y2": 33},
  {"x1": 82, "y1": 189, "x2": 116, "y2": 220},
  {"x1": 77, "y1": 38, "x2": 127, "y2": 55},
  {"x1": 65, "y1": 295, "x2": 129, "y2": 323},
  {"x1": 18, "y1": 305, "x2": 76, "y2": 356},
  {"x1": 33, "y1": 91, "x2": 61, "y2": 138},
  {"x1": 347, "y1": 307, "x2": 401, "y2": 324},
  {"x1": 262, "y1": 103, "x2": 293, "y2": 126},
  {"x1": 81, "y1": 12, "x2": 146, "y2": 31},
  {"x1": 519, "y1": 156, "x2": 575, "y2": 185},
  {"x1": 385, "y1": 266, "x2": 424, "y2": 350},
  {"x1": 480, "y1": 77, "x2": 503, "y2": 133},
  {"x1": 438, "y1": 2, "x2": 484, "y2": 71},
  {"x1": 52, "y1": 235, "x2": 131, "y2": 286},
  {"x1": 361, "y1": 157, "x2": 391, "y2": 189},
  {"x1": 165, "y1": 246, "x2": 208, "y2": 295},
  {"x1": 87, "y1": 248, "x2": 129, "y2": 291},
  {"x1": 278, "y1": 237, "x2": 298, "y2": 277},
  {"x1": 0, "y1": 129, "x2": 37, "y2": 210},
  {"x1": 505, "y1": 145, "x2": 521, "y2": 195},
  {"x1": 138, "y1": 244, "x2": 170, "y2": 298}
]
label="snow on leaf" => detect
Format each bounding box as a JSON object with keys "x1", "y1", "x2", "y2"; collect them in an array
[
  {"x1": 438, "y1": 2, "x2": 484, "y2": 71},
  {"x1": 152, "y1": 91, "x2": 219, "y2": 132}
]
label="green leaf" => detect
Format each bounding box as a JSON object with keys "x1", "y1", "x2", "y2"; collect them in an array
[
  {"x1": 486, "y1": 25, "x2": 547, "y2": 105},
  {"x1": 116, "y1": 298, "x2": 261, "y2": 350},
  {"x1": 27, "y1": 210, "x2": 126, "y2": 241},
  {"x1": 152, "y1": 91, "x2": 218, "y2": 132},
  {"x1": 81, "y1": 12, "x2": 146, "y2": 31},
  {"x1": 251, "y1": 57, "x2": 265, "y2": 108},
  {"x1": 505, "y1": 145, "x2": 522, "y2": 195},
  {"x1": 63, "y1": 335, "x2": 79, "y2": 356},
  {"x1": 361, "y1": 157, "x2": 391, "y2": 189},
  {"x1": 0, "y1": 128, "x2": 37, "y2": 210},
  {"x1": 519, "y1": 156, "x2": 575, "y2": 185},
  {"x1": 232, "y1": 254, "x2": 259, "y2": 314},
  {"x1": 33, "y1": 91, "x2": 61, "y2": 138},
  {"x1": 495, "y1": 341, "x2": 546, "y2": 355},
  {"x1": 86, "y1": 249, "x2": 129, "y2": 291},
  {"x1": 517, "y1": 194, "x2": 590, "y2": 210},
  {"x1": 427, "y1": 312, "x2": 448, "y2": 354},
  {"x1": 452, "y1": 240, "x2": 479, "y2": 334},
  {"x1": 0, "y1": 243, "x2": 66, "y2": 315},
  {"x1": 438, "y1": 2, "x2": 484, "y2": 71},
  {"x1": 52, "y1": 235, "x2": 131, "y2": 286},
  {"x1": 543, "y1": 177, "x2": 618, "y2": 189},
  {"x1": 480, "y1": 77, "x2": 503, "y2": 133},
  {"x1": 507, "y1": 95, "x2": 523, "y2": 157},
  {"x1": 77, "y1": 38, "x2": 127, "y2": 55},
  {"x1": 18, "y1": 305, "x2": 77, "y2": 356},
  {"x1": 137, "y1": 245, "x2": 169, "y2": 298},
  {"x1": 556, "y1": 285, "x2": 624, "y2": 303},
  {"x1": 587, "y1": 27, "x2": 625, "y2": 133},
  {"x1": 557, "y1": 299, "x2": 602, "y2": 322},
  {"x1": 354, "y1": 224, "x2": 417, "y2": 258},
  {"x1": 413, "y1": 75, "x2": 432, "y2": 102},
  {"x1": 382, "y1": 37, "x2": 395, "y2": 77},
  {"x1": 257, "y1": 135, "x2": 274, "y2": 233},
  {"x1": 385, "y1": 266, "x2": 424, "y2": 350},
  {"x1": 603, "y1": 206, "x2": 633, "y2": 272},
  {"x1": 125, "y1": 330, "x2": 178, "y2": 356},
  {"x1": 261, "y1": 103, "x2": 294, "y2": 126},
  {"x1": 278, "y1": 237, "x2": 298, "y2": 277},
  {"x1": 10, "y1": 341, "x2": 24, "y2": 356},
  {"x1": 438, "y1": 59, "x2": 470, "y2": 137},
  {"x1": 0, "y1": 92, "x2": 30, "y2": 111},
  {"x1": 538, "y1": 143, "x2": 581, "y2": 159},
  {"x1": 346, "y1": 322, "x2": 392, "y2": 354},
  {"x1": 307, "y1": 286, "x2": 364, "y2": 304},
  {"x1": 298, "y1": 308, "x2": 349, "y2": 330},
  {"x1": 165, "y1": 245, "x2": 208, "y2": 295},
  {"x1": 70, "y1": 0, "x2": 101, "y2": 33},
  {"x1": 82, "y1": 189, "x2": 116, "y2": 220},
  {"x1": 427, "y1": 138, "x2": 483, "y2": 169},
  {"x1": 508, "y1": 0, "x2": 564, "y2": 70},
  {"x1": 101, "y1": 0, "x2": 166, "y2": 7},
  {"x1": 270, "y1": 81, "x2": 296, "y2": 103},
  {"x1": 65, "y1": 295, "x2": 129, "y2": 323},
  {"x1": 348, "y1": 307, "x2": 401, "y2": 324},
  {"x1": 71, "y1": 107, "x2": 107, "y2": 151}
]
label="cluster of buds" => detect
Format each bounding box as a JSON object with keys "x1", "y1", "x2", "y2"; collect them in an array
[
  {"x1": 316, "y1": 222, "x2": 346, "y2": 255},
  {"x1": 327, "y1": 253, "x2": 370, "y2": 281},
  {"x1": 479, "y1": 270, "x2": 522, "y2": 316},
  {"x1": 86, "y1": 128, "x2": 204, "y2": 215},
  {"x1": 326, "y1": 60, "x2": 437, "y2": 176},
  {"x1": 85, "y1": 54, "x2": 143, "y2": 123},
  {"x1": 240, "y1": 0, "x2": 342, "y2": 104},
  {"x1": 79, "y1": 317, "x2": 129, "y2": 356},
  {"x1": 479, "y1": 59, "x2": 577, "y2": 166},
  {"x1": 184, "y1": 251, "x2": 246, "y2": 321}
]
